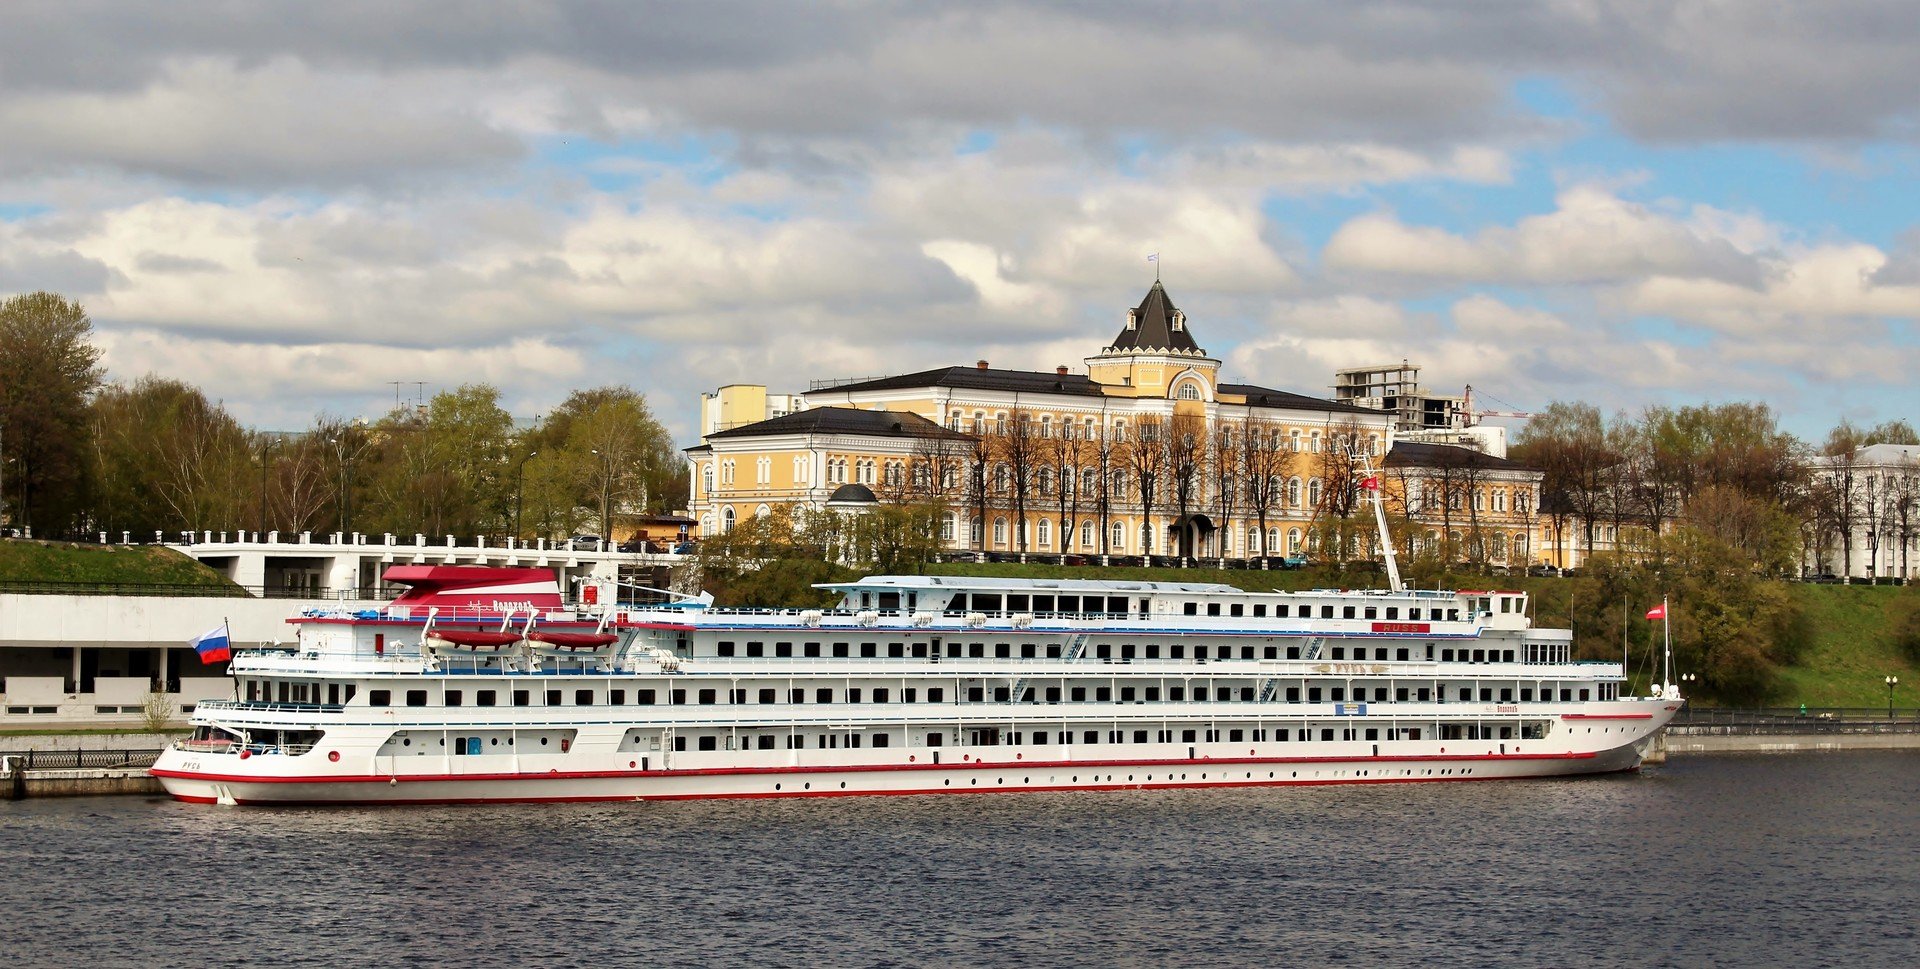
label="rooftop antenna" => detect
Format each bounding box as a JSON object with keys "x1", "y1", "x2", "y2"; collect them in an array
[
  {"x1": 387, "y1": 381, "x2": 403, "y2": 413},
  {"x1": 412, "y1": 381, "x2": 428, "y2": 412}
]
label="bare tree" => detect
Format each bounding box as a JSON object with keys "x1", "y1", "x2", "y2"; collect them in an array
[
  {"x1": 1238, "y1": 417, "x2": 1292, "y2": 564},
  {"x1": 1125, "y1": 414, "x2": 1169, "y2": 557},
  {"x1": 1164, "y1": 413, "x2": 1207, "y2": 562},
  {"x1": 1821, "y1": 423, "x2": 1865, "y2": 581},
  {"x1": 1044, "y1": 417, "x2": 1089, "y2": 556},
  {"x1": 994, "y1": 408, "x2": 1044, "y2": 558},
  {"x1": 1207, "y1": 416, "x2": 1238, "y2": 565}
]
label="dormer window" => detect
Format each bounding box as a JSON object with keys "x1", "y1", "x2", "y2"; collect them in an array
[
  {"x1": 1172, "y1": 310, "x2": 1185, "y2": 332},
  {"x1": 1126, "y1": 308, "x2": 1137, "y2": 330}
]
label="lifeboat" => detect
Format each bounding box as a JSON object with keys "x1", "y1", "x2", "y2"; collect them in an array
[
  {"x1": 425, "y1": 629, "x2": 524, "y2": 653},
  {"x1": 527, "y1": 629, "x2": 620, "y2": 657}
]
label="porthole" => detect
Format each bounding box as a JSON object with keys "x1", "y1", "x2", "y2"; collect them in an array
[
  {"x1": 944, "y1": 779, "x2": 951, "y2": 786},
  {"x1": 803, "y1": 782, "x2": 811, "y2": 790},
  {"x1": 490, "y1": 738, "x2": 499, "y2": 746},
  {"x1": 402, "y1": 738, "x2": 411, "y2": 747},
  {"x1": 541, "y1": 737, "x2": 549, "y2": 746},
  {"x1": 438, "y1": 739, "x2": 445, "y2": 746},
  {"x1": 775, "y1": 783, "x2": 782, "y2": 791},
  {"x1": 840, "y1": 781, "x2": 847, "y2": 789},
  {"x1": 1072, "y1": 775, "x2": 1078, "y2": 782},
  {"x1": 971, "y1": 778, "x2": 977, "y2": 785}
]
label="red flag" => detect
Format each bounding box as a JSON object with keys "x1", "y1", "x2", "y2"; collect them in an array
[
  {"x1": 1360, "y1": 476, "x2": 1380, "y2": 491},
  {"x1": 1645, "y1": 603, "x2": 1666, "y2": 620}
]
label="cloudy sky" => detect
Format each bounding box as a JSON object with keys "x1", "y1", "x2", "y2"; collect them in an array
[{"x1": 3, "y1": 1, "x2": 1918, "y2": 443}]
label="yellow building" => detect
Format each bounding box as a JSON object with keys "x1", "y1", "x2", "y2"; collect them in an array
[{"x1": 689, "y1": 283, "x2": 1545, "y2": 565}]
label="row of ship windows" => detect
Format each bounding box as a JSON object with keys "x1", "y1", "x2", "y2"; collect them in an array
[
  {"x1": 356, "y1": 683, "x2": 1607, "y2": 708},
  {"x1": 715, "y1": 640, "x2": 1532, "y2": 663},
  {"x1": 669, "y1": 722, "x2": 1548, "y2": 752},
  {"x1": 1178, "y1": 601, "x2": 1462, "y2": 622}
]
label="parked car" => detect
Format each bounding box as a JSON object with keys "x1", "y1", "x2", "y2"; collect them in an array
[
  {"x1": 568, "y1": 534, "x2": 602, "y2": 550},
  {"x1": 1527, "y1": 564, "x2": 1562, "y2": 577},
  {"x1": 671, "y1": 542, "x2": 696, "y2": 555},
  {"x1": 617, "y1": 538, "x2": 651, "y2": 553}
]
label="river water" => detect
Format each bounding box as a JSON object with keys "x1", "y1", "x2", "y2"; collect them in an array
[{"x1": 3, "y1": 751, "x2": 1915, "y2": 968}]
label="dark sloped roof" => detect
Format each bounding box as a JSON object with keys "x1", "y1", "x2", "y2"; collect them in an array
[
  {"x1": 705, "y1": 407, "x2": 968, "y2": 441},
  {"x1": 816, "y1": 366, "x2": 1106, "y2": 398},
  {"x1": 1386, "y1": 441, "x2": 1537, "y2": 472},
  {"x1": 825, "y1": 483, "x2": 879, "y2": 504},
  {"x1": 1108, "y1": 281, "x2": 1202, "y2": 353},
  {"x1": 1220, "y1": 383, "x2": 1377, "y2": 416}
]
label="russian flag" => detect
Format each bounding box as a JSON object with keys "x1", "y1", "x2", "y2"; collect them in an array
[{"x1": 190, "y1": 624, "x2": 231, "y2": 664}]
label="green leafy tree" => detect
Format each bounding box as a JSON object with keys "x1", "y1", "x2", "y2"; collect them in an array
[
  {"x1": 0, "y1": 292, "x2": 103, "y2": 532},
  {"x1": 89, "y1": 377, "x2": 252, "y2": 535}
]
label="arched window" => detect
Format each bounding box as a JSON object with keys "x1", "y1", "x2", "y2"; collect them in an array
[
  {"x1": 1307, "y1": 478, "x2": 1322, "y2": 507},
  {"x1": 1080, "y1": 521, "x2": 1094, "y2": 548},
  {"x1": 992, "y1": 517, "x2": 1008, "y2": 545},
  {"x1": 1287, "y1": 528, "x2": 1302, "y2": 554},
  {"x1": 702, "y1": 465, "x2": 714, "y2": 493},
  {"x1": 1082, "y1": 468, "x2": 1098, "y2": 495},
  {"x1": 754, "y1": 504, "x2": 770, "y2": 518},
  {"x1": 970, "y1": 517, "x2": 983, "y2": 544},
  {"x1": 1286, "y1": 477, "x2": 1301, "y2": 508},
  {"x1": 1038, "y1": 468, "x2": 1054, "y2": 494},
  {"x1": 1111, "y1": 521, "x2": 1126, "y2": 550},
  {"x1": 722, "y1": 507, "x2": 736, "y2": 533},
  {"x1": 1176, "y1": 382, "x2": 1201, "y2": 400},
  {"x1": 1037, "y1": 518, "x2": 1052, "y2": 548},
  {"x1": 1267, "y1": 527, "x2": 1281, "y2": 554},
  {"x1": 941, "y1": 513, "x2": 956, "y2": 543}
]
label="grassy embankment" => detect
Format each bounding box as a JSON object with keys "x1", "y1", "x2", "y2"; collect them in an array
[
  {"x1": 0, "y1": 539, "x2": 238, "y2": 588},
  {"x1": 924, "y1": 560, "x2": 1918, "y2": 709}
]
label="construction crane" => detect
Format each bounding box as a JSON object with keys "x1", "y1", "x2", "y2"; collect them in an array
[{"x1": 1460, "y1": 385, "x2": 1532, "y2": 428}]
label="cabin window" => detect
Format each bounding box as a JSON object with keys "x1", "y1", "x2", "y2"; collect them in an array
[
  {"x1": 1459, "y1": 688, "x2": 1472, "y2": 701},
  {"x1": 1521, "y1": 688, "x2": 1534, "y2": 701},
  {"x1": 928, "y1": 688, "x2": 945, "y2": 702},
  {"x1": 1230, "y1": 604, "x2": 1244, "y2": 617},
  {"x1": 1287, "y1": 647, "x2": 1301, "y2": 660},
  {"x1": 1045, "y1": 687, "x2": 1062, "y2": 702},
  {"x1": 1207, "y1": 604, "x2": 1221, "y2": 617},
  {"x1": 1343, "y1": 606, "x2": 1356, "y2": 619},
  {"x1": 445, "y1": 690, "x2": 463, "y2": 707},
  {"x1": 1171, "y1": 645, "x2": 1185, "y2": 659},
  {"x1": 1364, "y1": 607, "x2": 1377, "y2": 620},
  {"x1": 570, "y1": 689, "x2": 590, "y2": 706},
  {"x1": 717, "y1": 641, "x2": 736, "y2": 657},
  {"x1": 759, "y1": 688, "x2": 777, "y2": 704},
  {"x1": 1442, "y1": 649, "x2": 1454, "y2": 662},
  {"x1": 1096, "y1": 687, "x2": 1112, "y2": 701},
  {"x1": 996, "y1": 643, "x2": 1012, "y2": 659},
  {"x1": 1096, "y1": 643, "x2": 1112, "y2": 659},
  {"x1": 1196, "y1": 645, "x2": 1209, "y2": 660},
  {"x1": 477, "y1": 690, "x2": 497, "y2": 707},
  {"x1": 1021, "y1": 643, "x2": 1037, "y2": 659},
  {"x1": 889, "y1": 642, "x2": 905, "y2": 658},
  {"x1": 926, "y1": 733, "x2": 944, "y2": 747},
  {"x1": 1579, "y1": 689, "x2": 1591, "y2": 701},
  {"x1": 1181, "y1": 729, "x2": 1197, "y2": 743},
  {"x1": 1238, "y1": 687, "x2": 1253, "y2": 701},
  {"x1": 862, "y1": 643, "x2": 878, "y2": 658},
  {"x1": 670, "y1": 689, "x2": 686, "y2": 704},
  {"x1": 1033, "y1": 731, "x2": 1050, "y2": 744},
  {"x1": 872, "y1": 733, "x2": 890, "y2": 748},
  {"x1": 991, "y1": 687, "x2": 1007, "y2": 702},
  {"x1": 776, "y1": 642, "x2": 793, "y2": 657},
  {"x1": 1229, "y1": 729, "x2": 1244, "y2": 742},
  {"x1": 1501, "y1": 688, "x2": 1513, "y2": 702},
  {"x1": 608, "y1": 690, "x2": 624, "y2": 705},
  {"x1": 636, "y1": 689, "x2": 655, "y2": 705},
  {"x1": 1308, "y1": 688, "x2": 1322, "y2": 703},
  {"x1": 1409, "y1": 609, "x2": 1422, "y2": 620},
  {"x1": 804, "y1": 642, "x2": 822, "y2": 658},
  {"x1": 1321, "y1": 606, "x2": 1334, "y2": 619},
  {"x1": 369, "y1": 689, "x2": 391, "y2": 706},
  {"x1": 1121, "y1": 687, "x2": 1137, "y2": 701},
  {"x1": 1396, "y1": 688, "x2": 1409, "y2": 701},
  {"x1": 1082, "y1": 731, "x2": 1099, "y2": 745},
  {"x1": 1184, "y1": 602, "x2": 1198, "y2": 616},
  {"x1": 1331, "y1": 688, "x2": 1345, "y2": 702},
  {"x1": 848, "y1": 689, "x2": 863, "y2": 703},
  {"x1": 1286, "y1": 687, "x2": 1300, "y2": 702},
  {"x1": 1321, "y1": 729, "x2": 1335, "y2": 741},
  {"x1": 905, "y1": 688, "x2": 918, "y2": 702},
  {"x1": 1386, "y1": 608, "x2": 1398, "y2": 620},
  {"x1": 405, "y1": 690, "x2": 427, "y2": 707},
  {"x1": 698, "y1": 737, "x2": 717, "y2": 752},
  {"x1": 816, "y1": 688, "x2": 833, "y2": 704},
  {"x1": 746, "y1": 641, "x2": 763, "y2": 657},
  {"x1": 832, "y1": 643, "x2": 850, "y2": 658},
  {"x1": 1170, "y1": 687, "x2": 1185, "y2": 701},
  {"x1": 1417, "y1": 688, "x2": 1430, "y2": 701},
  {"x1": 874, "y1": 688, "x2": 889, "y2": 703},
  {"x1": 1396, "y1": 648, "x2": 1409, "y2": 661},
  {"x1": 1071, "y1": 687, "x2": 1087, "y2": 701},
  {"x1": 1145, "y1": 644, "x2": 1160, "y2": 659},
  {"x1": 343, "y1": 685, "x2": 356, "y2": 704},
  {"x1": 1331, "y1": 647, "x2": 1345, "y2": 660}
]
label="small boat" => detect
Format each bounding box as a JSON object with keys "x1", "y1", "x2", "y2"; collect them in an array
[
  {"x1": 425, "y1": 629, "x2": 524, "y2": 652},
  {"x1": 528, "y1": 630, "x2": 619, "y2": 652}
]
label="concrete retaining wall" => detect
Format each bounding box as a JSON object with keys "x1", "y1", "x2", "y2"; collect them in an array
[{"x1": 1666, "y1": 733, "x2": 1920, "y2": 755}]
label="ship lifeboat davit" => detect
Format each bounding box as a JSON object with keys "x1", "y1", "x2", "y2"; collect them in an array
[
  {"x1": 425, "y1": 629, "x2": 525, "y2": 653},
  {"x1": 528, "y1": 630, "x2": 620, "y2": 656}
]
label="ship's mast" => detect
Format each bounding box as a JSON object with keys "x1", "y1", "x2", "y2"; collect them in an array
[{"x1": 1355, "y1": 447, "x2": 1403, "y2": 593}]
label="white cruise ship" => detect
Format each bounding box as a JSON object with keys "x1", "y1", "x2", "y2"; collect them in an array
[{"x1": 152, "y1": 563, "x2": 1683, "y2": 805}]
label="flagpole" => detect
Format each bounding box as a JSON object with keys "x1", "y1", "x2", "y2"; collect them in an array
[{"x1": 1661, "y1": 595, "x2": 1673, "y2": 698}]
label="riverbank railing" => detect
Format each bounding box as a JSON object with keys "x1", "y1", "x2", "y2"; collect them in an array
[{"x1": 1668, "y1": 707, "x2": 1919, "y2": 736}]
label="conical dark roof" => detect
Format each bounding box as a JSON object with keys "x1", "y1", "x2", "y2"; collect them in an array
[{"x1": 1109, "y1": 281, "x2": 1202, "y2": 353}]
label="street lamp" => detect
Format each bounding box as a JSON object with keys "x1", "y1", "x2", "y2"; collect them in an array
[
  {"x1": 1887, "y1": 675, "x2": 1900, "y2": 719},
  {"x1": 591, "y1": 448, "x2": 614, "y2": 549},
  {"x1": 513, "y1": 451, "x2": 538, "y2": 541},
  {"x1": 257, "y1": 437, "x2": 282, "y2": 538},
  {"x1": 1679, "y1": 672, "x2": 1697, "y2": 697}
]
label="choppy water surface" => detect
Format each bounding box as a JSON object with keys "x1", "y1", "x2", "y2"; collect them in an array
[{"x1": 4, "y1": 751, "x2": 1916, "y2": 968}]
